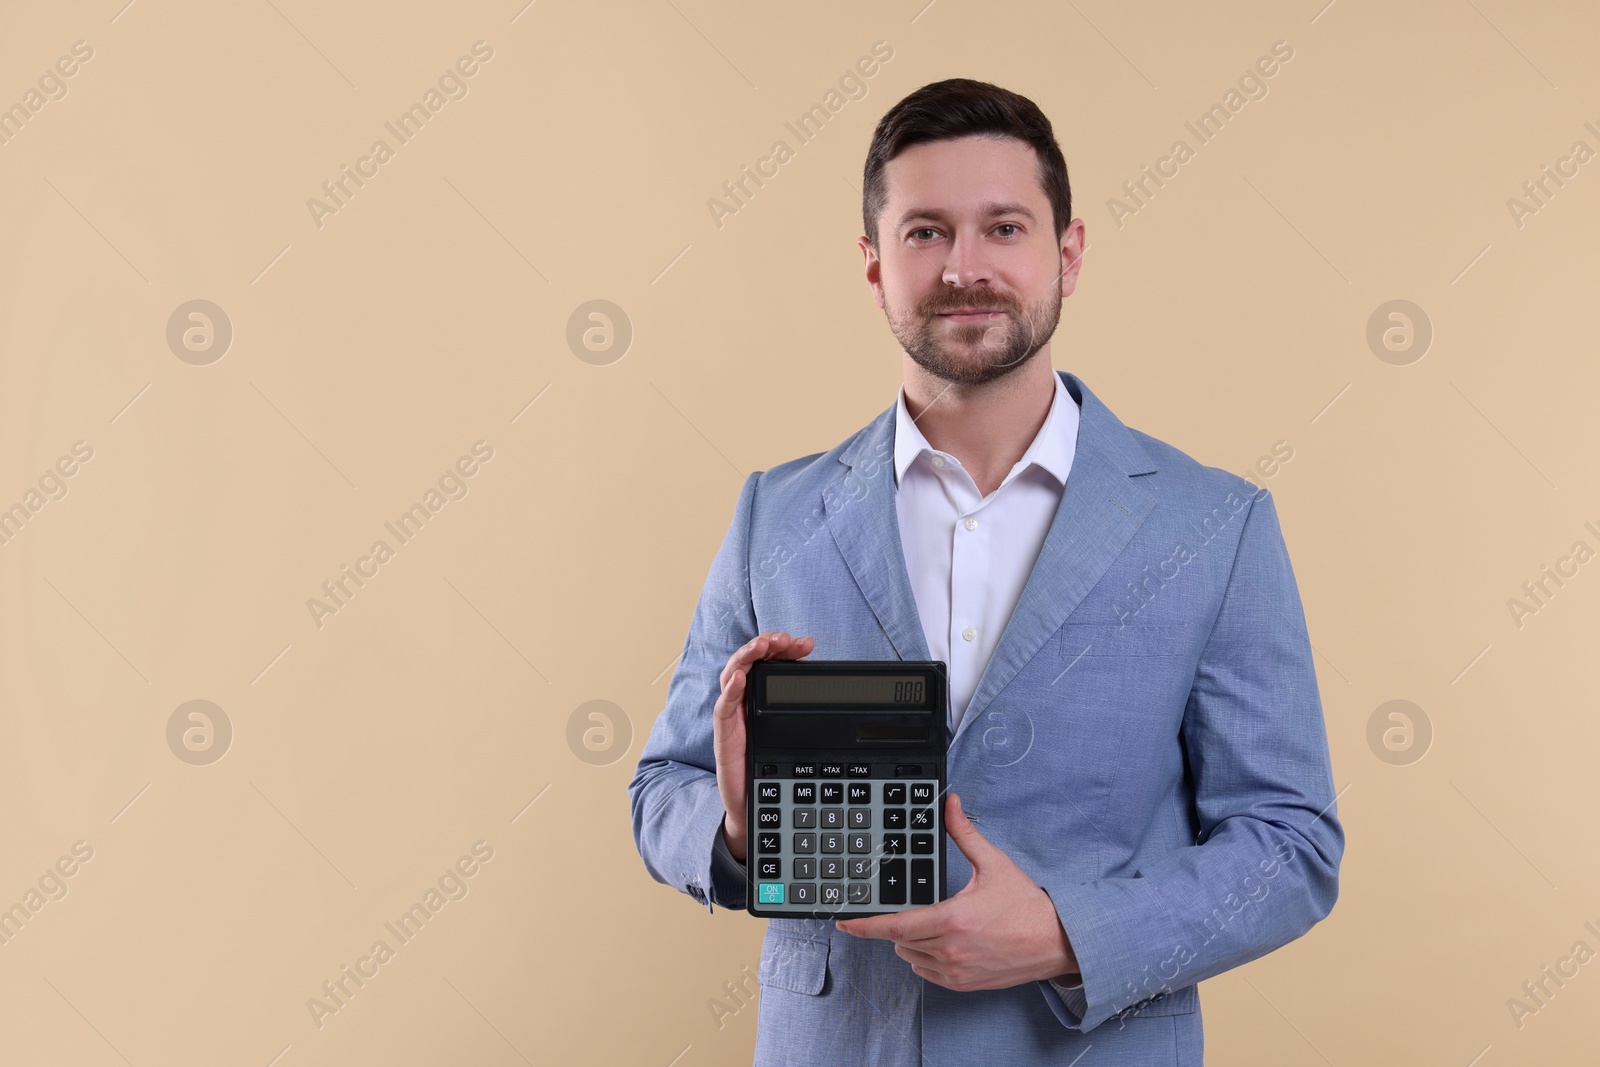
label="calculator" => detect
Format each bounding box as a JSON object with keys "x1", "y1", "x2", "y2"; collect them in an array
[{"x1": 744, "y1": 660, "x2": 948, "y2": 919}]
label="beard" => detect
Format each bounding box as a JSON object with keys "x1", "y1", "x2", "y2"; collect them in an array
[{"x1": 886, "y1": 283, "x2": 1062, "y2": 387}]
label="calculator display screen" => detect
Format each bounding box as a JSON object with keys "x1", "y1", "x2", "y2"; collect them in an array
[{"x1": 764, "y1": 674, "x2": 928, "y2": 707}]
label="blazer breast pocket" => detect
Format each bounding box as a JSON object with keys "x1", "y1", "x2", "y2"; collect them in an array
[
  {"x1": 758, "y1": 934, "x2": 830, "y2": 995},
  {"x1": 1058, "y1": 622, "x2": 1191, "y2": 659}
]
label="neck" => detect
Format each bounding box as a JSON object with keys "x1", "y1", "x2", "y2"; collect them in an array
[{"x1": 902, "y1": 350, "x2": 1057, "y2": 498}]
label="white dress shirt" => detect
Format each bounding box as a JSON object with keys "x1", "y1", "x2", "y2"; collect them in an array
[
  {"x1": 893, "y1": 369, "x2": 1080, "y2": 736},
  {"x1": 893, "y1": 368, "x2": 1086, "y2": 997}
]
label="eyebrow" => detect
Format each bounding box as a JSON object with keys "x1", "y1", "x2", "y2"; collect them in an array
[{"x1": 896, "y1": 201, "x2": 1038, "y2": 230}]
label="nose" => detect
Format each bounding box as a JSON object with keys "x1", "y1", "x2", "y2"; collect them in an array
[{"x1": 941, "y1": 230, "x2": 994, "y2": 289}]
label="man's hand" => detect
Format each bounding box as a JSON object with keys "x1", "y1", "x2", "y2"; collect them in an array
[
  {"x1": 713, "y1": 631, "x2": 815, "y2": 863},
  {"x1": 836, "y1": 793, "x2": 1080, "y2": 991}
]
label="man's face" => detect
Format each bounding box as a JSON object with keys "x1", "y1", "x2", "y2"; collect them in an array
[{"x1": 861, "y1": 134, "x2": 1084, "y2": 387}]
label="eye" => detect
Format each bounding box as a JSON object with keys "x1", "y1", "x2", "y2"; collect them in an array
[
  {"x1": 909, "y1": 227, "x2": 939, "y2": 241},
  {"x1": 995, "y1": 223, "x2": 1021, "y2": 237}
]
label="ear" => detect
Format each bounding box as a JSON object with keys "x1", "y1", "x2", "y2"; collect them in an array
[
  {"x1": 1058, "y1": 217, "x2": 1086, "y2": 299},
  {"x1": 858, "y1": 235, "x2": 886, "y2": 309}
]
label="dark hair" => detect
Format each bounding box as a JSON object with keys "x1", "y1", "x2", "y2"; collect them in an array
[{"x1": 862, "y1": 78, "x2": 1071, "y2": 250}]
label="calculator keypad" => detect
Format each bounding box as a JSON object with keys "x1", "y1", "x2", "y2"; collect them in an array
[{"x1": 752, "y1": 771, "x2": 941, "y2": 914}]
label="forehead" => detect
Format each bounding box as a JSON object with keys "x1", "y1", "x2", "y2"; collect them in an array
[{"x1": 882, "y1": 135, "x2": 1044, "y2": 218}]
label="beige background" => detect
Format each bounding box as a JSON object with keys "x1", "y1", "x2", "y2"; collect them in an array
[{"x1": 0, "y1": 0, "x2": 1595, "y2": 1063}]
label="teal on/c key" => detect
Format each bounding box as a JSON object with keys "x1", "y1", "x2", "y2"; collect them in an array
[{"x1": 758, "y1": 883, "x2": 785, "y2": 904}]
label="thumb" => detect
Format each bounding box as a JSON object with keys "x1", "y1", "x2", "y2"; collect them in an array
[{"x1": 944, "y1": 793, "x2": 999, "y2": 871}]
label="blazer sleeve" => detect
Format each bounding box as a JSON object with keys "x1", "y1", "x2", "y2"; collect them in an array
[
  {"x1": 628, "y1": 471, "x2": 762, "y2": 914},
  {"x1": 1035, "y1": 487, "x2": 1344, "y2": 1032}
]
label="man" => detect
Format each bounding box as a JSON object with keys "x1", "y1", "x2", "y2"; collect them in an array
[{"x1": 629, "y1": 78, "x2": 1342, "y2": 1065}]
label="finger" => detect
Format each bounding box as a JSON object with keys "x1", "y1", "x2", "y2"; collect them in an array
[
  {"x1": 721, "y1": 632, "x2": 816, "y2": 689},
  {"x1": 720, "y1": 635, "x2": 763, "y2": 689},
  {"x1": 767, "y1": 634, "x2": 815, "y2": 662},
  {"x1": 891, "y1": 942, "x2": 943, "y2": 969},
  {"x1": 910, "y1": 963, "x2": 962, "y2": 991},
  {"x1": 719, "y1": 638, "x2": 756, "y2": 691},
  {"x1": 713, "y1": 670, "x2": 744, "y2": 722},
  {"x1": 760, "y1": 633, "x2": 818, "y2": 659},
  {"x1": 720, "y1": 632, "x2": 788, "y2": 689},
  {"x1": 835, "y1": 916, "x2": 897, "y2": 941},
  {"x1": 944, "y1": 793, "x2": 1000, "y2": 872},
  {"x1": 837, "y1": 899, "x2": 949, "y2": 943},
  {"x1": 748, "y1": 632, "x2": 813, "y2": 661}
]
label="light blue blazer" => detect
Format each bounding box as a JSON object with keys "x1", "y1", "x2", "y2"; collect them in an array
[{"x1": 630, "y1": 371, "x2": 1343, "y2": 1065}]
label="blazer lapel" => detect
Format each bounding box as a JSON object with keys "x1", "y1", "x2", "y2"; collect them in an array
[
  {"x1": 949, "y1": 373, "x2": 1159, "y2": 754},
  {"x1": 825, "y1": 405, "x2": 932, "y2": 664}
]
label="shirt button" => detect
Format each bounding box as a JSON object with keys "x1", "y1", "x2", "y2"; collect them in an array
[
  {"x1": 963, "y1": 517, "x2": 978, "y2": 531},
  {"x1": 932, "y1": 456, "x2": 946, "y2": 467},
  {"x1": 962, "y1": 627, "x2": 976, "y2": 641}
]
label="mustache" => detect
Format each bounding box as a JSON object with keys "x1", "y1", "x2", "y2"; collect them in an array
[{"x1": 925, "y1": 295, "x2": 1015, "y2": 314}]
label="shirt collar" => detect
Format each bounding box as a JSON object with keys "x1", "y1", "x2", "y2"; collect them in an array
[{"x1": 893, "y1": 369, "x2": 1080, "y2": 490}]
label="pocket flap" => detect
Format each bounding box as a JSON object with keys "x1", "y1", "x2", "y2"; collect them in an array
[{"x1": 758, "y1": 934, "x2": 829, "y2": 995}]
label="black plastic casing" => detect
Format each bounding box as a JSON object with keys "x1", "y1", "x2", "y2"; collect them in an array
[{"x1": 744, "y1": 659, "x2": 948, "y2": 919}]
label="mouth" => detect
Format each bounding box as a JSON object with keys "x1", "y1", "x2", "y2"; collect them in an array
[{"x1": 936, "y1": 309, "x2": 1007, "y2": 323}]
